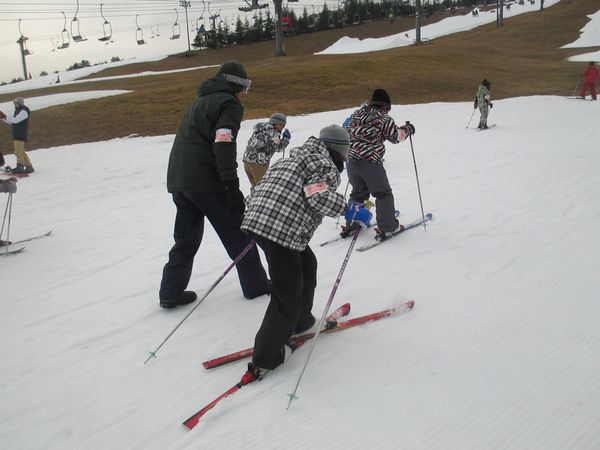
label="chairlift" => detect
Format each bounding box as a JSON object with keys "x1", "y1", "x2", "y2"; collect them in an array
[
  {"x1": 328, "y1": 14, "x2": 335, "y2": 28},
  {"x1": 170, "y1": 9, "x2": 181, "y2": 40},
  {"x1": 365, "y1": 11, "x2": 372, "y2": 22},
  {"x1": 58, "y1": 12, "x2": 70, "y2": 49},
  {"x1": 135, "y1": 15, "x2": 146, "y2": 45},
  {"x1": 70, "y1": 0, "x2": 87, "y2": 42},
  {"x1": 17, "y1": 19, "x2": 32, "y2": 56},
  {"x1": 98, "y1": 4, "x2": 113, "y2": 42},
  {"x1": 352, "y1": 13, "x2": 360, "y2": 25}
]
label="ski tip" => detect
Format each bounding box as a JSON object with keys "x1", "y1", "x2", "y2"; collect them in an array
[
  {"x1": 406, "y1": 300, "x2": 415, "y2": 309},
  {"x1": 339, "y1": 302, "x2": 351, "y2": 316}
]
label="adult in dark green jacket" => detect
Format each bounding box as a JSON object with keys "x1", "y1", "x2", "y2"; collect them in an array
[{"x1": 159, "y1": 61, "x2": 270, "y2": 308}]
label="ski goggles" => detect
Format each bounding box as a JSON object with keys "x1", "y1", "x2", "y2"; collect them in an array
[{"x1": 222, "y1": 73, "x2": 252, "y2": 93}]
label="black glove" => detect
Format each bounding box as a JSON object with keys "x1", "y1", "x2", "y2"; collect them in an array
[
  {"x1": 223, "y1": 178, "x2": 246, "y2": 215},
  {"x1": 401, "y1": 123, "x2": 416, "y2": 137}
]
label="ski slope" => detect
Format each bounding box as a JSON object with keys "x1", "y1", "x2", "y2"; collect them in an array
[{"x1": 1, "y1": 95, "x2": 599, "y2": 449}]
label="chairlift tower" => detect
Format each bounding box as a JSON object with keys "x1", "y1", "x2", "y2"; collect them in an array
[
  {"x1": 414, "y1": 0, "x2": 422, "y2": 44},
  {"x1": 180, "y1": 1, "x2": 192, "y2": 52}
]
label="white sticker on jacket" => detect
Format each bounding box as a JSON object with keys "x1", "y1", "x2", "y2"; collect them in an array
[
  {"x1": 215, "y1": 128, "x2": 234, "y2": 143},
  {"x1": 304, "y1": 181, "x2": 328, "y2": 197}
]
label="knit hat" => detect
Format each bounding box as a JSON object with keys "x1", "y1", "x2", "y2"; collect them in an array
[
  {"x1": 369, "y1": 88, "x2": 391, "y2": 108},
  {"x1": 269, "y1": 112, "x2": 287, "y2": 126},
  {"x1": 319, "y1": 124, "x2": 350, "y2": 162},
  {"x1": 482, "y1": 79, "x2": 491, "y2": 89},
  {"x1": 14, "y1": 97, "x2": 25, "y2": 106},
  {"x1": 217, "y1": 60, "x2": 251, "y2": 91}
]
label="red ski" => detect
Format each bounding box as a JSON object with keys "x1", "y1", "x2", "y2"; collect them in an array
[
  {"x1": 202, "y1": 302, "x2": 351, "y2": 369},
  {"x1": 184, "y1": 301, "x2": 414, "y2": 430}
]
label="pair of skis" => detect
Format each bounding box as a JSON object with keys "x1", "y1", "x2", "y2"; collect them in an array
[
  {"x1": 183, "y1": 299, "x2": 415, "y2": 430},
  {"x1": 1, "y1": 231, "x2": 52, "y2": 256}
]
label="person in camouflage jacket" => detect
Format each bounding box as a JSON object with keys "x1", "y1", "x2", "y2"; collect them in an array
[
  {"x1": 243, "y1": 112, "x2": 291, "y2": 187},
  {"x1": 474, "y1": 79, "x2": 493, "y2": 129},
  {"x1": 241, "y1": 125, "x2": 350, "y2": 374},
  {"x1": 344, "y1": 88, "x2": 414, "y2": 237}
]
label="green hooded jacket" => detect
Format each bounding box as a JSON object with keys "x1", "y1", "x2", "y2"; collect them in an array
[{"x1": 167, "y1": 76, "x2": 243, "y2": 192}]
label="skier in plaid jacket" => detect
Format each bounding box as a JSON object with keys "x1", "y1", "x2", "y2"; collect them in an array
[
  {"x1": 243, "y1": 112, "x2": 291, "y2": 187},
  {"x1": 241, "y1": 125, "x2": 353, "y2": 376}
]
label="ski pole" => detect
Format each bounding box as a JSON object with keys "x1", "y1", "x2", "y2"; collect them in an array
[
  {"x1": 466, "y1": 108, "x2": 476, "y2": 129},
  {"x1": 144, "y1": 239, "x2": 258, "y2": 364},
  {"x1": 572, "y1": 76, "x2": 581, "y2": 97},
  {"x1": 335, "y1": 179, "x2": 350, "y2": 228},
  {"x1": 1, "y1": 193, "x2": 13, "y2": 256},
  {"x1": 286, "y1": 227, "x2": 362, "y2": 409},
  {"x1": 406, "y1": 121, "x2": 427, "y2": 231}
]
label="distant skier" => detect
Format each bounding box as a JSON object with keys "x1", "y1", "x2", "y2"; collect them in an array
[
  {"x1": 0, "y1": 97, "x2": 35, "y2": 174},
  {"x1": 474, "y1": 79, "x2": 493, "y2": 129},
  {"x1": 579, "y1": 62, "x2": 598, "y2": 100},
  {"x1": 343, "y1": 88, "x2": 415, "y2": 240},
  {"x1": 239, "y1": 124, "x2": 371, "y2": 381},
  {"x1": 242, "y1": 112, "x2": 291, "y2": 188}
]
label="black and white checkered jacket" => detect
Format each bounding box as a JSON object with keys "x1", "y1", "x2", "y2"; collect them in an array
[
  {"x1": 242, "y1": 136, "x2": 346, "y2": 251},
  {"x1": 347, "y1": 105, "x2": 407, "y2": 164},
  {"x1": 242, "y1": 122, "x2": 290, "y2": 166}
]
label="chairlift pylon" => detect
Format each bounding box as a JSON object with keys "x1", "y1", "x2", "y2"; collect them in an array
[
  {"x1": 17, "y1": 19, "x2": 32, "y2": 56},
  {"x1": 98, "y1": 4, "x2": 113, "y2": 42},
  {"x1": 58, "y1": 12, "x2": 70, "y2": 49},
  {"x1": 136, "y1": 14, "x2": 146, "y2": 45},
  {"x1": 170, "y1": 9, "x2": 181, "y2": 40},
  {"x1": 71, "y1": 0, "x2": 87, "y2": 42}
]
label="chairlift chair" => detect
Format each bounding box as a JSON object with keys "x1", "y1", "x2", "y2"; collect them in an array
[
  {"x1": 58, "y1": 12, "x2": 70, "y2": 49},
  {"x1": 17, "y1": 19, "x2": 32, "y2": 56},
  {"x1": 71, "y1": 0, "x2": 87, "y2": 42},
  {"x1": 135, "y1": 15, "x2": 146, "y2": 45},
  {"x1": 98, "y1": 4, "x2": 113, "y2": 42},
  {"x1": 352, "y1": 13, "x2": 360, "y2": 25},
  {"x1": 328, "y1": 14, "x2": 335, "y2": 28},
  {"x1": 170, "y1": 9, "x2": 181, "y2": 39}
]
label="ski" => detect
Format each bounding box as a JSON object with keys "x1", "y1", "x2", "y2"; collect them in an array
[
  {"x1": 356, "y1": 213, "x2": 433, "y2": 252},
  {"x1": 185, "y1": 300, "x2": 414, "y2": 430},
  {"x1": 320, "y1": 211, "x2": 400, "y2": 247},
  {"x1": 202, "y1": 303, "x2": 351, "y2": 370},
  {"x1": 11, "y1": 230, "x2": 52, "y2": 245},
  {"x1": 476, "y1": 124, "x2": 496, "y2": 131},
  {"x1": 1, "y1": 246, "x2": 25, "y2": 256}
]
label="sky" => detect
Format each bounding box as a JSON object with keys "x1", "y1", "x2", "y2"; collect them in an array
[{"x1": 1, "y1": 4, "x2": 600, "y2": 448}]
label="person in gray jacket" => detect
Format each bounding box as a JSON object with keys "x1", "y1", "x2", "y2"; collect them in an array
[
  {"x1": 159, "y1": 61, "x2": 270, "y2": 308},
  {"x1": 243, "y1": 112, "x2": 291, "y2": 187},
  {"x1": 240, "y1": 124, "x2": 370, "y2": 383}
]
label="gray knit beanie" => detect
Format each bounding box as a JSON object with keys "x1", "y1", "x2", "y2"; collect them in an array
[
  {"x1": 14, "y1": 97, "x2": 25, "y2": 106},
  {"x1": 319, "y1": 124, "x2": 350, "y2": 162},
  {"x1": 269, "y1": 113, "x2": 287, "y2": 126}
]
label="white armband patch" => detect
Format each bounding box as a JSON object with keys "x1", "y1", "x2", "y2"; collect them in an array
[
  {"x1": 215, "y1": 128, "x2": 234, "y2": 143},
  {"x1": 304, "y1": 181, "x2": 328, "y2": 197},
  {"x1": 272, "y1": 135, "x2": 281, "y2": 145}
]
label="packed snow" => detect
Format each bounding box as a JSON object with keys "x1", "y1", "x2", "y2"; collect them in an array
[
  {"x1": 1, "y1": 93, "x2": 599, "y2": 449},
  {"x1": 318, "y1": 0, "x2": 561, "y2": 55},
  {"x1": 2, "y1": 4, "x2": 600, "y2": 448}
]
